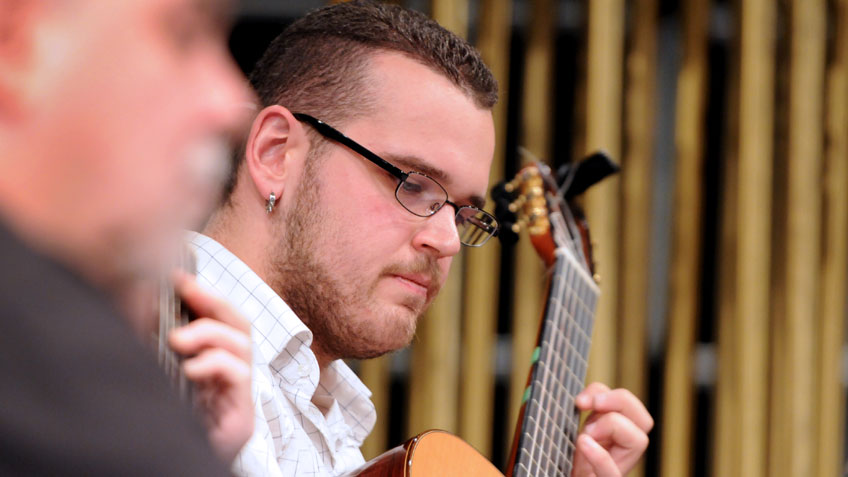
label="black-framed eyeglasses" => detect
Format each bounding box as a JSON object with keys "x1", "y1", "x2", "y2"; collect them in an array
[{"x1": 293, "y1": 113, "x2": 499, "y2": 247}]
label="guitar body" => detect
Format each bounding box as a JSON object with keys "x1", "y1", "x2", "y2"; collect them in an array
[{"x1": 348, "y1": 430, "x2": 503, "y2": 477}]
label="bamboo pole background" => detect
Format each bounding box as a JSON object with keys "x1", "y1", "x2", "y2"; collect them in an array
[
  {"x1": 232, "y1": 1, "x2": 848, "y2": 474},
  {"x1": 619, "y1": 4, "x2": 658, "y2": 476},
  {"x1": 620, "y1": 0, "x2": 657, "y2": 406},
  {"x1": 458, "y1": 0, "x2": 512, "y2": 459},
  {"x1": 733, "y1": 2, "x2": 775, "y2": 476},
  {"x1": 713, "y1": 2, "x2": 743, "y2": 473},
  {"x1": 660, "y1": 0, "x2": 709, "y2": 474},
  {"x1": 358, "y1": 355, "x2": 390, "y2": 459},
  {"x1": 817, "y1": 2, "x2": 848, "y2": 475},
  {"x1": 583, "y1": 0, "x2": 625, "y2": 390},
  {"x1": 507, "y1": 0, "x2": 552, "y2": 445},
  {"x1": 773, "y1": 2, "x2": 826, "y2": 476}
]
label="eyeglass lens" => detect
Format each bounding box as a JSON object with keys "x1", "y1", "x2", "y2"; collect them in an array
[{"x1": 396, "y1": 172, "x2": 496, "y2": 246}]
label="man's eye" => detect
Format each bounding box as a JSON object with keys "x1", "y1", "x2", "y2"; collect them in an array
[{"x1": 400, "y1": 181, "x2": 423, "y2": 194}]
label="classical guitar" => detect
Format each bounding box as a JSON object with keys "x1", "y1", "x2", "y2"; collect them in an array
[{"x1": 348, "y1": 152, "x2": 618, "y2": 477}]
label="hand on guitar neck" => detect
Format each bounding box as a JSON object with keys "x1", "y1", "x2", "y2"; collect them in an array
[
  {"x1": 494, "y1": 157, "x2": 652, "y2": 477},
  {"x1": 168, "y1": 271, "x2": 254, "y2": 463},
  {"x1": 572, "y1": 382, "x2": 654, "y2": 476}
]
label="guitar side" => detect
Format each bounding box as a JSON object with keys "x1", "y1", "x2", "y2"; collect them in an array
[{"x1": 347, "y1": 430, "x2": 503, "y2": 477}]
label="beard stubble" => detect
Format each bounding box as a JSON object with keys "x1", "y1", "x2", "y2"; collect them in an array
[{"x1": 268, "y1": 158, "x2": 440, "y2": 361}]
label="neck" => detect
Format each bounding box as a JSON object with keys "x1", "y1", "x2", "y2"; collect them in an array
[
  {"x1": 204, "y1": 203, "x2": 335, "y2": 373},
  {"x1": 203, "y1": 200, "x2": 277, "y2": 282},
  {"x1": 312, "y1": 347, "x2": 334, "y2": 370}
]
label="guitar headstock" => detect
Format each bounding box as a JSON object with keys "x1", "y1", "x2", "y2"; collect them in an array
[{"x1": 491, "y1": 150, "x2": 619, "y2": 274}]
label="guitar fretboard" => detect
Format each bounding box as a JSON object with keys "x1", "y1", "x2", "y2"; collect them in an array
[
  {"x1": 156, "y1": 247, "x2": 196, "y2": 401},
  {"x1": 513, "y1": 243, "x2": 599, "y2": 477}
]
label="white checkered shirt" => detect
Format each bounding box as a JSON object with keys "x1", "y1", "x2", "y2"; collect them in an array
[{"x1": 189, "y1": 233, "x2": 377, "y2": 476}]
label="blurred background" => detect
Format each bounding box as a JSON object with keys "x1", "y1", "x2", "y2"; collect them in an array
[{"x1": 228, "y1": 1, "x2": 848, "y2": 475}]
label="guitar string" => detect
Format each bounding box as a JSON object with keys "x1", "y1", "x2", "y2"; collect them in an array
[
  {"x1": 513, "y1": 169, "x2": 601, "y2": 476},
  {"x1": 518, "y1": 232, "x2": 598, "y2": 475},
  {"x1": 524, "y1": 255, "x2": 570, "y2": 475}
]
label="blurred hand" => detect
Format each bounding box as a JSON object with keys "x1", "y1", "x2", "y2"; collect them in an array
[
  {"x1": 571, "y1": 382, "x2": 653, "y2": 477},
  {"x1": 168, "y1": 271, "x2": 253, "y2": 463}
]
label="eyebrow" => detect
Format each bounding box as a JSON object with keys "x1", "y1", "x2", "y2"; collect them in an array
[{"x1": 383, "y1": 153, "x2": 487, "y2": 209}]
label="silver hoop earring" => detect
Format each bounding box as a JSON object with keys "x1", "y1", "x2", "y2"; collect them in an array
[{"x1": 266, "y1": 192, "x2": 276, "y2": 214}]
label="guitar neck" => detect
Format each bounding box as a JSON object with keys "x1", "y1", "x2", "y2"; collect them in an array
[
  {"x1": 511, "y1": 244, "x2": 599, "y2": 477},
  {"x1": 156, "y1": 246, "x2": 197, "y2": 401}
]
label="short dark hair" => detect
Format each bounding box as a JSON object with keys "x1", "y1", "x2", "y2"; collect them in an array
[{"x1": 223, "y1": 0, "x2": 498, "y2": 200}]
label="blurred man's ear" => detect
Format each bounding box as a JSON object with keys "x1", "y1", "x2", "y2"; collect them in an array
[{"x1": 0, "y1": 0, "x2": 39, "y2": 118}]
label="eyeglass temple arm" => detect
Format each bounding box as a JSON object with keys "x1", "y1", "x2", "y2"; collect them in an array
[{"x1": 293, "y1": 113, "x2": 407, "y2": 181}]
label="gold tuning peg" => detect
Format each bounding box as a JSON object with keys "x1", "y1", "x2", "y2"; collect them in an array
[
  {"x1": 508, "y1": 195, "x2": 528, "y2": 213},
  {"x1": 512, "y1": 217, "x2": 528, "y2": 234},
  {"x1": 504, "y1": 176, "x2": 521, "y2": 193}
]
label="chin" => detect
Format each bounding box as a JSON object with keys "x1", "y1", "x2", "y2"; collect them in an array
[{"x1": 354, "y1": 307, "x2": 418, "y2": 358}]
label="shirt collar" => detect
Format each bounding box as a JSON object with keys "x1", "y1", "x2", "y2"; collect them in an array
[
  {"x1": 188, "y1": 232, "x2": 376, "y2": 445},
  {"x1": 188, "y1": 232, "x2": 312, "y2": 366}
]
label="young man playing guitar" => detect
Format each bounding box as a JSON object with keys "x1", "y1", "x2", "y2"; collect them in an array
[{"x1": 193, "y1": 1, "x2": 653, "y2": 475}]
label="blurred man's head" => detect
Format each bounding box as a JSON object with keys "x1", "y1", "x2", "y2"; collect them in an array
[
  {"x1": 0, "y1": 0, "x2": 251, "y2": 291},
  {"x1": 209, "y1": 1, "x2": 497, "y2": 364}
]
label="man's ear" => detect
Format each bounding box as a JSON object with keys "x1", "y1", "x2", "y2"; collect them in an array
[{"x1": 244, "y1": 105, "x2": 308, "y2": 202}]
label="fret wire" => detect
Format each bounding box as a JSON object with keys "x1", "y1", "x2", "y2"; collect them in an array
[
  {"x1": 548, "y1": 258, "x2": 570, "y2": 473},
  {"x1": 531, "y1": 334, "x2": 554, "y2": 470},
  {"x1": 545, "y1": 257, "x2": 569, "y2": 472},
  {"x1": 550, "y1": 315, "x2": 567, "y2": 470},
  {"x1": 528, "y1": 391, "x2": 542, "y2": 473},
  {"x1": 566, "y1": 270, "x2": 581, "y2": 402},
  {"x1": 561, "y1": 263, "x2": 581, "y2": 462},
  {"x1": 532, "y1": 256, "x2": 567, "y2": 473},
  {"x1": 553, "y1": 257, "x2": 577, "y2": 474},
  {"x1": 517, "y1": 236, "x2": 600, "y2": 477},
  {"x1": 549, "y1": 269, "x2": 569, "y2": 465}
]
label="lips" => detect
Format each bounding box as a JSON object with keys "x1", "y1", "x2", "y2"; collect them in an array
[{"x1": 392, "y1": 273, "x2": 432, "y2": 297}]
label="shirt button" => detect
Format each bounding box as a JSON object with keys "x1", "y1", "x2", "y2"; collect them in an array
[{"x1": 297, "y1": 364, "x2": 309, "y2": 377}]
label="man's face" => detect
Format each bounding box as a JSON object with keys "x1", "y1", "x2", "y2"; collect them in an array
[
  {"x1": 17, "y1": 0, "x2": 249, "y2": 281},
  {"x1": 272, "y1": 52, "x2": 495, "y2": 360}
]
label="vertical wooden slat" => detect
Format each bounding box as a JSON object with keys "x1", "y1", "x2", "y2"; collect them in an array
[
  {"x1": 817, "y1": 0, "x2": 848, "y2": 473},
  {"x1": 714, "y1": 4, "x2": 742, "y2": 473},
  {"x1": 713, "y1": 113, "x2": 740, "y2": 477},
  {"x1": 359, "y1": 356, "x2": 391, "y2": 459},
  {"x1": 619, "y1": 2, "x2": 657, "y2": 475},
  {"x1": 772, "y1": 2, "x2": 826, "y2": 476},
  {"x1": 584, "y1": 0, "x2": 625, "y2": 387},
  {"x1": 508, "y1": 0, "x2": 552, "y2": 445},
  {"x1": 407, "y1": 0, "x2": 469, "y2": 437},
  {"x1": 620, "y1": 0, "x2": 657, "y2": 403},
  {"x1": 660, "y1": 0, "x2": 710, "y2": 475},
  {"x1": 408, "y1": 266, "x2": 463, "y2": 434},
  {"x1": 734, "y1": 1, "x2": 776, "y2": 475},
  {"x1": 430, "y1": 0, "x2": 468, "y2": 39},
  {"x1": 459, "y1": 0, "x2": 512, "y2": 459}
]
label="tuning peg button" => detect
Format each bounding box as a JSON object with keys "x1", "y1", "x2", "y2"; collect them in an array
[{"x1": 508, "y1": 195, "x2": 528, "y2": 212}]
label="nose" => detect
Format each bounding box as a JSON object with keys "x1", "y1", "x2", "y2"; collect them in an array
[{"x1": 411, "y1": 204, "x2": 462, "y2": 258}]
